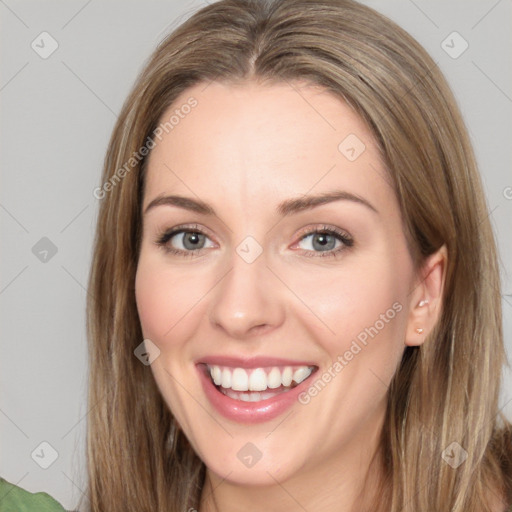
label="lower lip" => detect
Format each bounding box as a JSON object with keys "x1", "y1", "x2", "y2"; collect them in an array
[{"x1": 197, "y1": 364, "x2": 314, "y2": 424}]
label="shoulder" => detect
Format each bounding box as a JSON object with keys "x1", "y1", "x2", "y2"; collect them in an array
[{"x1": 0, "y1": 476, "x2": 68, "y2": 512}]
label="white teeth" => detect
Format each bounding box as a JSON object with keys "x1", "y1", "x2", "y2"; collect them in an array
[
  {"x1": 267, "y1": 367, "x2": 282, "y2": 389},
  {"x1": 292, "y1": 366, "x2": 312, "y2": 384},
  {"x1": 212, "y1": 366, "x2": 222, "y2": 385},
  {"x1": 231, "y1": 368, "x2": 249, "y2": 391},
  {"x1": 248, "y1": 368, "x2": 267, "y2": 391},
  {"x1": 282, "y1": 366, "x2": 293, "y2": 386},
  {"x1": 221, "y1": 368, "x2": 231, "y2": 388},
  {"x1": 220, "y1": 389, "x2": 271, "y2": 402},
  {"x1": 208, "y1": 364, "x2": 314, "y2": 393}
]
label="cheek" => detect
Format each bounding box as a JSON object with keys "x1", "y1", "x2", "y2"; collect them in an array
[
  {"x1": 134, "y1": 253, "x2": 220, "y2": 360},
  {"x1": 333, "y1": 256, "x2": 410, "y2": 380},
  {"x1": 135, "y1": 261, "x2": 169, "y2": 341},
  {"x1": 282, "y1": 250, "x2": 410, "y2": 364},
  {"x1": 134, "y1": 257, "x2": 202, "y2": 424},
  {"x1": 134, "y1": 255, "x2": 198, "y2": 343}
]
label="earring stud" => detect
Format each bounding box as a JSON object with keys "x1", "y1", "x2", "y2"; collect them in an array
[
  {"x1": 415, "y1": 327, "x2": 424, "y2": 334},
  {"x1": 418, "y1": 299, "x2": 429, "y2": 307}
]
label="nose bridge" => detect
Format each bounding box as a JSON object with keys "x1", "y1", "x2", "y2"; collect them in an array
[{"x1": 208, "y1": 239, "x2": 284, "y2": 338}]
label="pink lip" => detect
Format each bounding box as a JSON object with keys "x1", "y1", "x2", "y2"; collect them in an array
[
  {"x1": 197, "y1": 355, "x2": 316, "y2": 369},
  {"x1": 196, "y1": 361, "x2": 318, "y2": 424}
]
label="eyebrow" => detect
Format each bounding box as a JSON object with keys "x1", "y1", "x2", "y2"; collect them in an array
[{"x1": 143, "y1": 189, "x2": 378, "y2": 217}]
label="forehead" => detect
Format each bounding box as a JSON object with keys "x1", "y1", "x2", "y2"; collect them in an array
[{"x1": 143, "y1": 80, "x2": 394, "y2": 214}]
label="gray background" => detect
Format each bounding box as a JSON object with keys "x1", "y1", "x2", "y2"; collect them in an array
[{"x1": 1, "y1": 0, "x2": 511, "y2": 509}]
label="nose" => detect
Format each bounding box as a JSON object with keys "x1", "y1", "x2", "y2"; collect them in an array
[{"x1": 208, "y1": 249, "x2": 285, "y2": 340}]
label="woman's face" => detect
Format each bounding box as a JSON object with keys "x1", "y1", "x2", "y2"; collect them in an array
[{"x1": 135, "y1": 80, "x2": 417, "y2": 486}]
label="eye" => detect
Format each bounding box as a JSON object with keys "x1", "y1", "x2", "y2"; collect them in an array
[
  {"x1": 154, "y1": 223, "x2": 353, "y2": 259},
  {"x1": 294, "y1": 225, "x2": 354, "y2": 258},
  {"x1": 155, "y1": 224, "x2": 215, "y2": 257}
]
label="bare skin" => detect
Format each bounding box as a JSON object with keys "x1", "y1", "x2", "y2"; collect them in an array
[{"x1": 135, "y1": 80, "x2": 446, "y2": 512}]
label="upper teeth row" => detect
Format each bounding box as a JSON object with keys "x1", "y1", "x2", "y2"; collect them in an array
[{"x1": 208, "y1": 365, "x2": 314, "y2": 391}]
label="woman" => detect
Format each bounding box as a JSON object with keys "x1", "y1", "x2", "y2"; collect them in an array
[{"x1": 2, "y1": 0, "x2": 510, "y2": 510}]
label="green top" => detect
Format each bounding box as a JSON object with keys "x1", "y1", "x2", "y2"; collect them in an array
[{"x1": 0, "y1": 477, "x2": 67, "y2": 512}]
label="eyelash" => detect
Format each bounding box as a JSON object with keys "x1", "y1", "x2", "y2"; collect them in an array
[{"x1": 154, "y1": 224, "x2": 354, "y2": 259}]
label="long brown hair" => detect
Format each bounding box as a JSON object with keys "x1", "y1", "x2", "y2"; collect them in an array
[{"x1": 83, "y1": 0, "x2": 512, "y2": 510}]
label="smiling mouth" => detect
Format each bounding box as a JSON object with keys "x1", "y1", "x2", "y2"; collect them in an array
[{"x1": 202, "y1": 363, "x2": 318, "y2": 402}]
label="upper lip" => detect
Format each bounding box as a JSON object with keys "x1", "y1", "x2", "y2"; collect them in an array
[{"x1": 197, "y1": 355, "x2": 318, "y2": 369}]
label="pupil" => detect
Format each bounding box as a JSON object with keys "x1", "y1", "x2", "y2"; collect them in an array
[
  {"x1": 184, "y1": 232, "x2": 204, "y2": 250},
  {"x1": 313, "y1": 233, "x2": 335, "y2": 251}
]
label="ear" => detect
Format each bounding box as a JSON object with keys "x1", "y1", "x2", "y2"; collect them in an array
[{"x1": 405, "y1": 244, "x2": 448, "y2": 346}]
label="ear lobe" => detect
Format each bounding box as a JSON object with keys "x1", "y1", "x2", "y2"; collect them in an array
[{"x1": 405, "y1": 244, "x2": 448, "y2": 346}]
